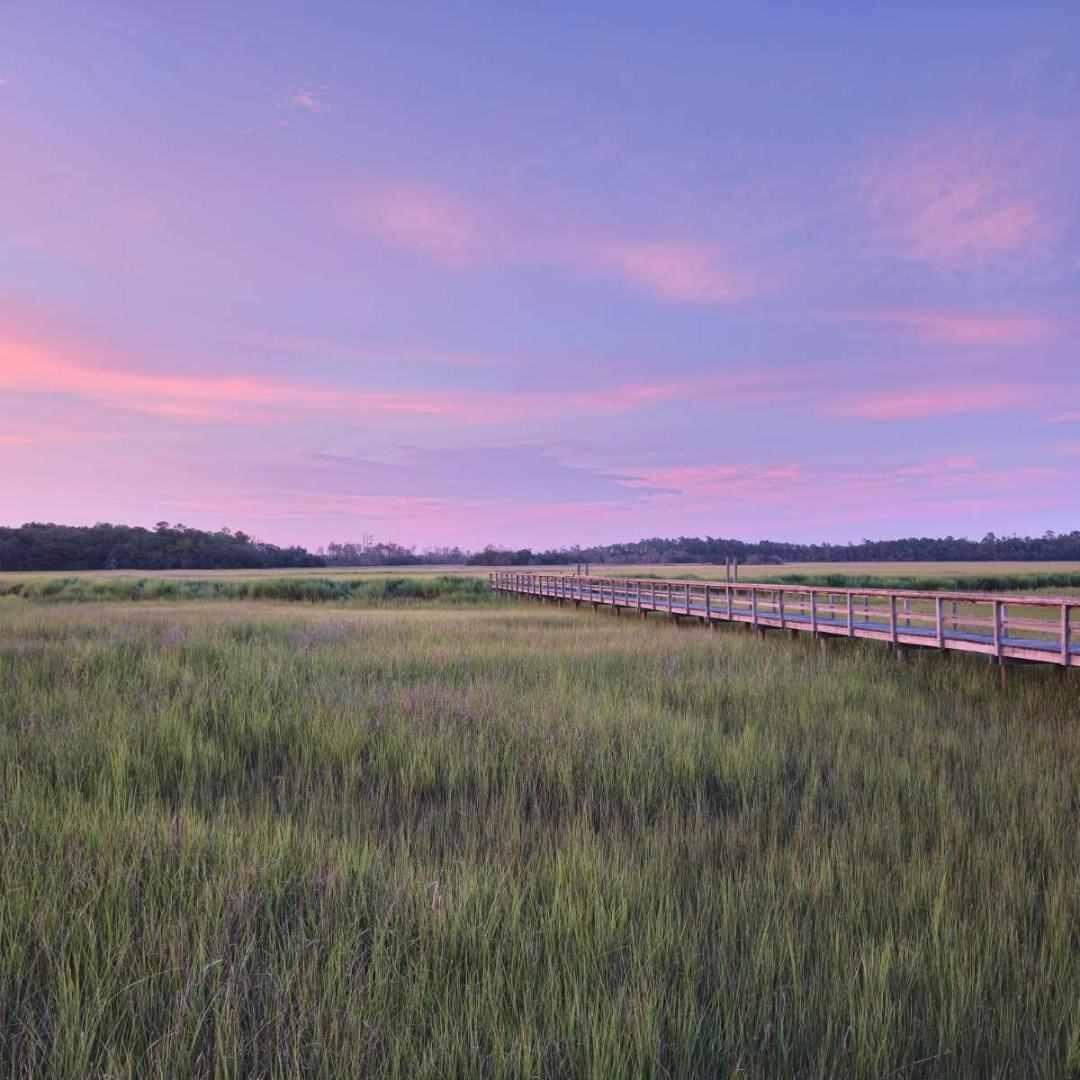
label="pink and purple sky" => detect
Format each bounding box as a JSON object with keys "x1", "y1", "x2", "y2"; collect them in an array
[{"x1": 2, "y1": 3, "x2": 1079, "y2": 550}]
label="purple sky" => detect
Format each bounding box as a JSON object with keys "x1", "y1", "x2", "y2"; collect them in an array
[{"x1": 2, "y1": 3, "x2": 1079, "y2": 551}]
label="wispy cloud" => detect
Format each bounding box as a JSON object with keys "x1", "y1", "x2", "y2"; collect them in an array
[
  {"x1": 893, "y1": 455, "x2": 978, "y2": 477},
  {"x1": 346, "y1": 181, "x2": 759, "y2": 304},
  {"x1": 829, "y1": 383, "x2": 1033, "y2": 421},
  {"x1": 291, "y1": 89, "x2": 323, "y2": 113},
  {"x1": 629, "y1": 462, "x2": 801, "y2": 497},
  {"x1": 1, "y1": 321, "x2": 785, "y2": 429},
  {"x1": 354, "y1": 184, "x2": 483, "y2": 268},
  {"x1": 620, "y1": 454, "x2": 1072, "y2": 533},
  {"x1": 574, "y1": 241, "x2": 753, "y2": 304},
  {"x1": 269, "y1": 446, "x2": 667, "y2": 503},
  {"x1": 845, "y1": 308, "x2": 1054, "y2": 347},
  {"x1": 228, "y1": 331, "x2": 490, "y2": 369},
  {"x1": 862, "y1": 129, "x2": 1054, "y2": 268}
]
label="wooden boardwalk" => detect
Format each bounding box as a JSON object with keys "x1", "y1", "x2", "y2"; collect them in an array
[{"x1": 490, "y1": 572, "x2": 1079, "y2": 671}]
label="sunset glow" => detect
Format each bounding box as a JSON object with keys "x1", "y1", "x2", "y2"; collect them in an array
[{"x1": 2, "y1": 5, "x2": 1078, "y2": 549}]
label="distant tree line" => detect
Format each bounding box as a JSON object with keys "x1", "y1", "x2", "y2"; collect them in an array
[
  {"x1": 318, "y1": 541, "x2": 467, "y2": 567},
  {"x1": 3, "y1": 522, "x2": 1079, "y2": 572},
  {"x1": 0, "y1": 523, "x2": 323, "y2": 572},
  {"x1": 462, "y1": 531, "x2": 1080, "y2": 566}
]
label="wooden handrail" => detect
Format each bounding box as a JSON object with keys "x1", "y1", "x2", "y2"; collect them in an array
[
  {"x1": 489, "y1": 571, "x2": 1078, "y2": 669},
  {"x1": 493, "y1": 572, "x2": 1080, "y2": 608}
]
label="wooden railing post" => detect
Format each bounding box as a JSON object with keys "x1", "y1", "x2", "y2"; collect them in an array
[{"x1": 504, "y1": 575, "x2": 1070, "y2": 671}]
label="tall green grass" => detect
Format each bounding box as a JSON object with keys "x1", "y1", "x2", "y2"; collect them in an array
[
  {"x1": 0, "y1": 573, "x2": 491, "y2": 605},
  {"x1": 614, "y1": 569, "x2": 1080, "y2": 593},
  {"x1": 1, "y1": 599, "x2": 1078, "y2": 1077},
  {"x1": 770, "y1": 570, "x2": 1080, "y2": 593}
]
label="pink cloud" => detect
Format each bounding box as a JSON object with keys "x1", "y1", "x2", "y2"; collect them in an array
[
  {"x1": 346, "y1": 181, "x2": 758, "y2": 304},
  {"x1": 291, "y1": 90, "x2": 322, "y2": 113},
  {"x1": 0, "y1": 424, "x2": 88, "y2": 448},
  {"x1": 893, "y1": 455, "x2": 978, "y2": 477},
  {"x1": 862, "y1": 129, "x2": 1053, "y2": 267},
  {"x1": 846, "y1": 308, "x2": 1053, "y2": 346},
  {"x1": 830, "y1": 383, "x2": 1033, "y2": 421},
  {"x1": 0, "y1": 336, "x2": 452, "y2": 421},
  {"x1": 579, "y1": 241, "x2": 752, "y2": 304},
  {"x1": 2, "y1": 319, "x2": 783, "y2": 430},
  {"x1": 628, "y1": 463, "x2": 803, "y2": 499},
  {"x1": 562, "y1": 369, "x2": 812, "y2": 417},
  {"x1": 230, "y1": 331, "x2": 491, "y2": 368},
  {"x1": 629, "y1": 464, "x2": 741, "y2": 493},
  {"x1": 614, "y1": 455, "x2": 1073, "y2": 541},
  {"x1": 350, "y1": 184, "x2": 484, "y2": 268}
]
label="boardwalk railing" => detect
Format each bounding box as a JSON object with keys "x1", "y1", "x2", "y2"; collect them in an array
[{"x1": 490, "y1": 572, "x2": 1079, "y2": 669}]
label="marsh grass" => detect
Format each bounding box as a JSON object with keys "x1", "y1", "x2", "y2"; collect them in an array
[
  {"x1": 606, "y1": 561, "x2": 1080, "y2": 585},
  {"x1": 614, "y1": 570, "x2": 1080, "y2": 594},
  {"x1": 0, "y1": 574, "x2": 490, "y2": 606},
  {"x1": 1, "y1": 598, "x2": 1079, "y2": 1077}
]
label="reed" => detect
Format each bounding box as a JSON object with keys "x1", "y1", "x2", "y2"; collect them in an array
[{"x1": 1, "y1": 597, "x2": 1078, "y2": 1077}]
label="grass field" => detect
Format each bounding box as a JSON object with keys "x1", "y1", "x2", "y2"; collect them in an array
[
  {"x1": 4, "y1": 560, "x2": 1080, "y2": 585},
  {"x1": 4, "y1": 562, "x2": 1080, "y2": 607},
  {"x1": 604, "y1": 563, "x2": 1080, "y2": 595},
  {"x1": 0, "y1": 573, "x2": 493, "y2": 606},
  {"x1": 608, "y1": 561, "x2": 1080, "y2": 581},
  {"x1": 2, "y1": 591, "x2": 1079, "y2": 1078}
]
